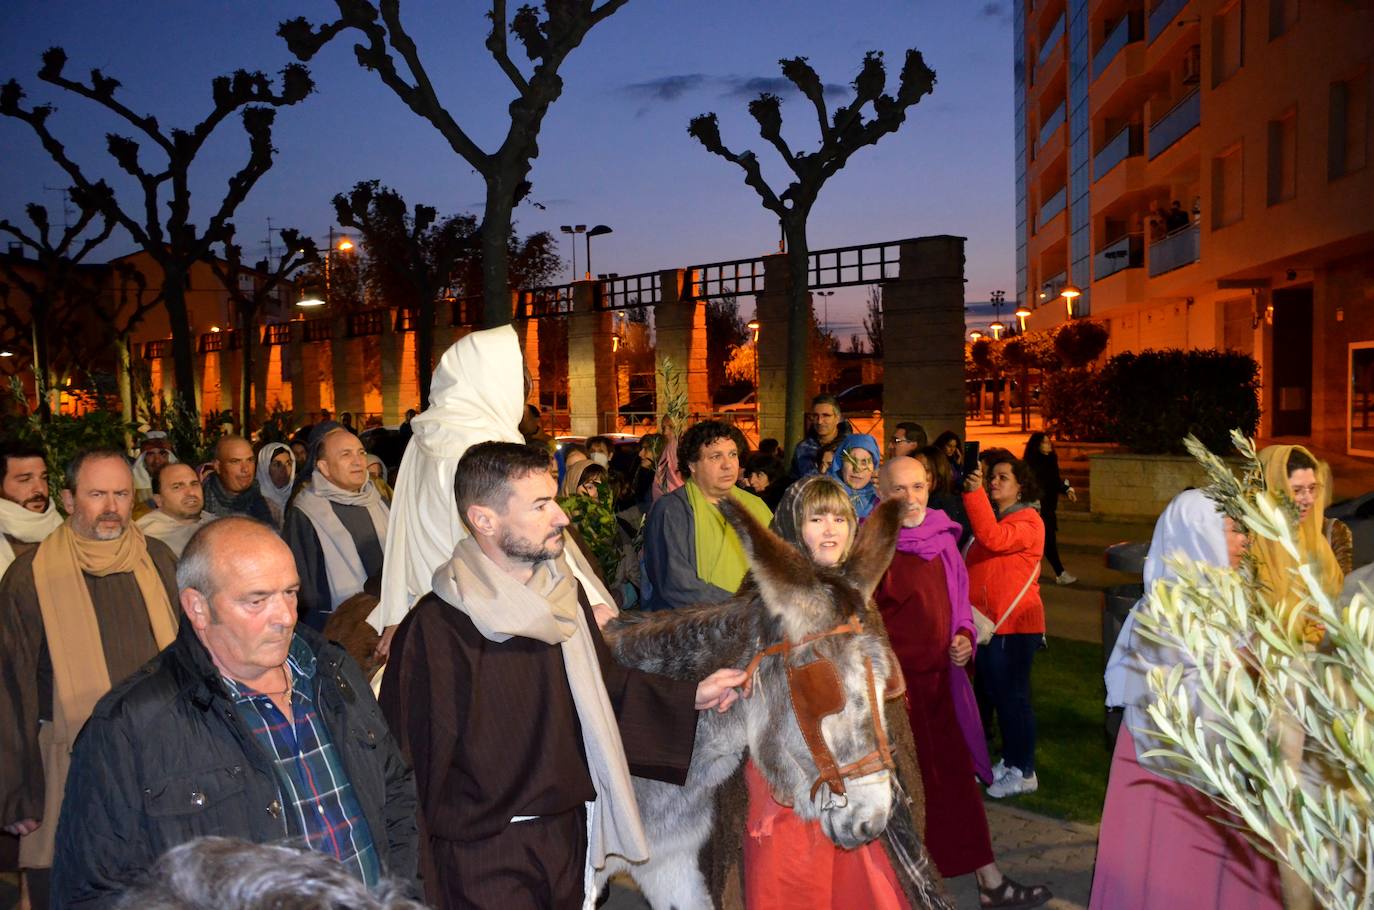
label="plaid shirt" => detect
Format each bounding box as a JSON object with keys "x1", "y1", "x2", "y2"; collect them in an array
[{"x1": 225, "y1": 635, "x2": 382, "y2": 886}]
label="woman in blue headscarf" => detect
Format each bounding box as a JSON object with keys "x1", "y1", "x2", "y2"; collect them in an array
[{"x1": 827, "y1": 432, "x2": 882, "y2": 518}]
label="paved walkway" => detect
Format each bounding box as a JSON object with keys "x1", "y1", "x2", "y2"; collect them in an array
[{"x1": 607, "y1": 801, "x2": 1100, "y2": 909}]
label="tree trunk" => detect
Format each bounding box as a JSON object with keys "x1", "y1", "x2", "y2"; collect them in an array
[
  {"x1": 30, "y1": 302, "x2": 52, "y2": 422},
  {"x1": 783, "y1": 219, "x2": 811, "y2": 458},
  {"x1": 116, "y1": 335, "x2": 134, "y2": 423},
  {"x1": 416, "y1": 295, "x2": 436, "y2": 410},
  {"x1": 163, "y1": 271, "x2": 199, "y2": 424},
  {"x1": 480, "y1": 189, "x2": 515, "y2": 329},
  {"x1": 239, "y1": 306, "x2": 256, "y2": 434}
]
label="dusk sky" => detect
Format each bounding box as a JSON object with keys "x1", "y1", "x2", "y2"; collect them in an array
[{"x1": 1, "y1": 1, "x2": 1016, "y2": 338}]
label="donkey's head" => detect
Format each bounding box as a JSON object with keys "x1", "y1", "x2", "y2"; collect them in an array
[{"x1": 720, "y1": 496, "x2": 905, "y2": 849}]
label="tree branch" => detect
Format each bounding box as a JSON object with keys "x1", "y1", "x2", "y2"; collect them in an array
[
  {"x1": 485, "y1": 0, "x2": 530, "y2": 94},
  {"x1": 687, "y1": 113, "x2": 787, "y2": 219},
  {"x1": 37, "y1": 48, "x2": 175, "y2": 155}
]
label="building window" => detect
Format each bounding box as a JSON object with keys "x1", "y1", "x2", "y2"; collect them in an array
[
  {"x1": 1268, "y1": 0, "x2": 1298, "y2": 39},
  {"x1": 1212, "y1": 1, "x2": 1245, "y2": 87},
  {"x1": 1329, "y1": 70, "x2": 1369, "y2": 180},
  {"x1": 1267, "y1": 109, "x2": 1297, "y2": 205},
  {"x1": 1212, "y1": 143, "x2": 1245, "y2": 229}
]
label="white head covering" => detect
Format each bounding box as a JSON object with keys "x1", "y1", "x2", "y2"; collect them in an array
[
  {"x1": 256, "y1": 442, "x2": 295, "y2": 513},
  {"x1": 131, "y1": 433, "x2": 179, "y2": 503},
  {"x1": 0, "y1": 497, "x2": 64, "y2": 576},
  {"x1": 368, "y1": 325, "x2": 528, "y2": 631},
  {"x1": 1105, "y1": 488, "x2": 1229, "y2": 712}
]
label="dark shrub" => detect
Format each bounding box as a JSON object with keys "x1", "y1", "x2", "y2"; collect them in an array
[
  {"x1": 1101, "y1": 349, "x2": 1259, "y2": 454},
  {"x1": 1054, "y1": 320, "x2": 1110, "y2": 368},
  {"x1": 1041, "y1": 367, "x2": 1111, "y2": 441}
]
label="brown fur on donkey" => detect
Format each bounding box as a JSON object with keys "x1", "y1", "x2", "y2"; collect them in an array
[{"x1": 600, "y1": 496, "x2": 950, "y2": 910}]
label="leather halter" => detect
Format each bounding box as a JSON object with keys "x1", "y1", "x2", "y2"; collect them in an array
[{"x1": 740, "y1": 615, "x2": 899, "y2": 804}]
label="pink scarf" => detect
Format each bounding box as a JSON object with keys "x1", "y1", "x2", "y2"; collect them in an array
[{"x1": 892, "y1": 508, "x2": 993, "y2": 783}]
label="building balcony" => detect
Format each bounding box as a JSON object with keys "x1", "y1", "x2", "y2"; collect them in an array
[
  {"x1": 1090, "y1": 255, "x2": 1146, "y2": 313},
  {"x1": 1037, "y1": 186, "x2": 1068, "y2": 230},
  {"x1": 1094, "y1": 124, "x2": 1144, "y2": 180},
  {"x1": 1035, "y1": 102, "x2": 1067, "y2": 158},
  {"x1": 1037, "y1": 13, "x2": 1067, "y2": 70},
  {"x1": 1148, "y1": 0, "x2": 1191, "y2": 43},
  {"x1": 1148, "y1": 88, "x2": 1199, "y2": 160},
  {"x1": 1094, "y1": 233, "x2": 1145, "y2": 280},
  {"x1": 1093, "y1": 13, "x2": 1144, "y2": 83},
  {"x1": 1037, "y1": 270, "x2": 1069, "y2": 306},
  {"x1": 1147, "y1": 222, "x2": 1199, "y2": 276}
]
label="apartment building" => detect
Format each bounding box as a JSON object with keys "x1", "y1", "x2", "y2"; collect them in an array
[{"x1": 1014, "y1": 0, "x2": 1374, "y2": 453}]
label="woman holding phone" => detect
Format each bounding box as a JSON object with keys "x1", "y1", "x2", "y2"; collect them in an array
[{"x1": 962, "y1": 451, "x2": 1046, "y2": 799}]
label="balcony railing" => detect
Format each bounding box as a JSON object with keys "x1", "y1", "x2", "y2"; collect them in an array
[
  {"x1": 347, "y1": 308, "x2": 386, "y2": 337},
  {"x1": 1094, "y1": 233, "x2": 1145, "y2": 280},
  {"x1": 1148, "y1": 88, "x2": 1199, "y2": 159},
  {"x1": 1093, "y1": 123, "x2": 1143, "y2": 179},
  {"x1": 1037, "y1": 186, "x2": 1068, "y2": 230},
  {"x1": 1093, "y1": 13, "x2": 1143, "y2": 81},
  {"x1": 1037, "y1": 14, "x2": 1066, "y2": 69},
  {"x1": 262, "y1": 323, "x2": 292, "y2": 346},
  {"x1": 1148, "y1": 222, "x2": 1199, "y2": 276},
  {"x1": 1148, "y1": 0, "x2": 1189, "y2": 42},
  {"x1": 1039, "y1": 271, "x2": 1068, "y2": 304},
  {"x1": 303, "y1": 318, "x2": 333, "y2": 343},
  {"x1": 1035, "y1": 102, "x2": 1067, "y2": 156}
]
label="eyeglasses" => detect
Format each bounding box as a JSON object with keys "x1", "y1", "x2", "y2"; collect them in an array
[
  {"x1": 892, "y1": 436, "x2": 908, "y2": 443},
  {"x1": 1290, "y1": 483, "x2": 1322, "y2": 498}
]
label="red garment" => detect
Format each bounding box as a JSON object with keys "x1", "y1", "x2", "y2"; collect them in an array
[
  {"x1": 742, "y1": 761, "x2": 909, "y2": 910},
  {"x1": 876, "y1": 552, "x2": 994, "y2": 877},
  {"x1": 962, "y1": 489, "x2": 1046, "y2": 635}
]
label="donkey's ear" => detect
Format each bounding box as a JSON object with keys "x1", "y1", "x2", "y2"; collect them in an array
[
  {"x1": 718, "y1": 497, "x2": 822, "y2": 634},
  {"x1": 843, "y1": 497, "x2": 904, "y2": 603}
]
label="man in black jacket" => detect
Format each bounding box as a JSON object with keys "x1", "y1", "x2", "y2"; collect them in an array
[{"x1": 52, "y1": 517, "x2": 418, "y2": 909}]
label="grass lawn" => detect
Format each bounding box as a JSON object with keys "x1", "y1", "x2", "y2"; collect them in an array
[{"x1": 984, "y1": 635, "x2": 1111, "y2": 825}]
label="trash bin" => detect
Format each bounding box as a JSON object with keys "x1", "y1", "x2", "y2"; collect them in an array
[{"x1": 1102, "y1": 540, "x2": 1148, "y2": 746}]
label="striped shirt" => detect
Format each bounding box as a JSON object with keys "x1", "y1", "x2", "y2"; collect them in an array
[{"x1": 224, "y1": 635, "x2": 381, "y2": 886}]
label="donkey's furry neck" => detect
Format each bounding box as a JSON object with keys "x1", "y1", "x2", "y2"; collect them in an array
[{"x1": 606, "y1": 586, "x2": 781, "y2": 681}]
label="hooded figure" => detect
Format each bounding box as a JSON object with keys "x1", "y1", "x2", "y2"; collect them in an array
[
  {"x1": 371, "y1": 326, "x2": 616, "y2": 636},
  {"x1": 827, "y1": 433, "x2": 882, "y2": 519},
  {"x1": 255, "y1": 442, "x2": 295, "y2": 528},
  {"x1": 130, "y1": 431, "x2": 178, "y2": 513}
]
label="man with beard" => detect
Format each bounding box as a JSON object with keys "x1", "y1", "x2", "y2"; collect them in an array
[
  {"x1": 201, "y1": 436, "x2": 274, "y2": 525},
  {"x1": 130, "y1": 431, "x2": 177, "y2": 518},
  {"x1": 380, "y1": 441, "x2": 745, "y2": 908},
  {"x1": 283, "y1": 428, "x2": 388, "y2": 632},
  {"x1": 0, "y1": 443, "x2": 64, "y2": 579},
  {"x1": 136, "y1": 462, "x2": 217, "y2": 557},
  {"x1": 0, "y1": 450, "x2": 179, "y2": 908}
]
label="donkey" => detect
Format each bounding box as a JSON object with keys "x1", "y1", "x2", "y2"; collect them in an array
[{"x1": 598, "y1": 496, "x2": 949, "y2": 910}]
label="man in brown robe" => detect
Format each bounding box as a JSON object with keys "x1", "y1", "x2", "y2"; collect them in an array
[
  {"x1": 381, "y1": 441, "x2": 747, "y2": 909},
  {"x1": 0, "y1": 449, "x2": 179, "y2": 908},
  {"x1": 0, "y1": 442, "x2": 64, "y2": 577}
]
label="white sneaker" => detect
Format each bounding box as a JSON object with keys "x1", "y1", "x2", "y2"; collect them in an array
[
  {"x1": 1056, "y1": 572, "x2": 1078, "y2": 585},
  {"x1": 991, "y1": 759, "x2": 1009, "y2": 782},
  {"x1": 987, "y1": 767, "x2": 1038, "y2": 798}
]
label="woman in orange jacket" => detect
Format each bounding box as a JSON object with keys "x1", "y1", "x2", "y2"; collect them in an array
[{"x1": 962, "y1": 452, "x2": 1046, "y2": 799}]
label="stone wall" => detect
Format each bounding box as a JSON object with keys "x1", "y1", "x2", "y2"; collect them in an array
[{"x1": 1089, "y1": 452, "x2": 1236, "y2": 519}]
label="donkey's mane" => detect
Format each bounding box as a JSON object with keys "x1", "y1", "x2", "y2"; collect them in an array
[{"x1": 605, "y1": 584, "x2": 783, "y2": 681}]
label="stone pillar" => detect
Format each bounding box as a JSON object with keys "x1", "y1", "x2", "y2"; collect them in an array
[
  {"x1": 652, "y1": 269, "x2": 711, "y2": 424},
  {"x1": 288, "y1": 323, "x2": 310, "y2": 427},
  {"x1": 755, "y1": 254, "x2": 801, "y2": 445},
  {"x1": 252, "y1": 334, "x2": 272, "y2": 426},
  {"x1": 514, "y1": 293, "x2": 541, "y2": 407},
  {"x1": 566, "y1": 281, "x2": 615, "y2": 437},
  {"x1": 883, "y1": 236, "x2": 967, "y2": 445},
  {"x1": 330, "y1": 312, "x2": 363, "y2": 419},
  {"x1": 380, "y1": 308, "x2": 402, "y2": 424}
]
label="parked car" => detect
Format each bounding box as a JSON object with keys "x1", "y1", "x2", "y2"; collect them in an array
[
  {"x1": 835, "y1": 382, "x2": 882, "y2": 412},
  {"x1": 719, "y1": 391, "x2": 757, "y2": 413}
]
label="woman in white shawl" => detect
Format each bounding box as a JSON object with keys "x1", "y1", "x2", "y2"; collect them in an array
[{"x1": 255, "y1": 442, "x2": 295, "y2": 530}]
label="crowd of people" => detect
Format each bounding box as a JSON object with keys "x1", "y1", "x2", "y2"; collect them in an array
[{"x1": 0, "y1": 320, "x2": 1356, "y2": 909}]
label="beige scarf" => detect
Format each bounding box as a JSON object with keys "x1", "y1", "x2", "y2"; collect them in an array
[
  {"x1": 24, "y1": 522, "x2": 178, "y2": 866},
  {"x1": 135, "y1": 509, "x2": 218, "y2": 558},
  {"x1": 0, "y1": 497, "x2": 64, "y2": 577},
  {"x1": 430, "y1": 534, "x2": 648, "y2": 874},
  {"x1": 293, "y1": 473, "x2": 390, "y2": 610}
]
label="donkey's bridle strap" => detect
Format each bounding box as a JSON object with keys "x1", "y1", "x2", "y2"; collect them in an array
[{"x1": 739, "y1": 615, "x2": 896, "y2": 804}]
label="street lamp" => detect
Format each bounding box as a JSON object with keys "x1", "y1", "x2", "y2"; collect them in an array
[
  {"x1": 297, "y1": 228, "x2": 355, "y2": 308},
  {"x1": 585, "y1": 225, "x2": 612, "y2": 280},
  {"x1": 815, "y1": 290, "x2": 835, "y2": 333},
  {"x1": 1014, "y1": 304, "x2": 1032, "y2": 332},
  {"x1": 969, "y1": 330, "x2": 984, "y2": 342},
  {"x1": 747, "y1": 318, "x2": 761, "y2": 421},
  {"x1": 1060, "y1": 282, "x2": 1082, "y2": 317},
  {"x1": 560, "y1": 225, "x2": 585, "y2": 281}
]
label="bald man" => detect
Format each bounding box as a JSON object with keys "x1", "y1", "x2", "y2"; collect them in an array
[
  {"x1": 201, "y1": 436, "x2": 275, "y2": 525},
  {"x1": 135, "y1": 462, "x2": 217, "y2": 557},
  {"x1": 282, "y1": 429, "x2": 389, "y2": 631},
  {"x1": 53, "y1": 517, "x2": 418, "y2": 907},
  {"x1": 0, "y1": 450, "x2": 179, "y2": 907}
]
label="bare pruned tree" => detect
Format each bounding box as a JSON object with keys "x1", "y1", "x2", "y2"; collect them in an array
[
  {"x1": 205, "y1": 226, "x2": 319, "y2": 432},
  {"x1": 0, "y1": 184, "x2": 115, "y2": 418},
  {"x1": 279, "y1": 0, "x2": 630, "y2": 328},
  {"x1": 688, "y1": 50, "x2": 934, "y2": 453},
  {"x1": 864, "y1": 285, "x2": 883, "y2": 358},
  {"x1": 0, "y1": 49, "x2": 314, "y2": 424}
]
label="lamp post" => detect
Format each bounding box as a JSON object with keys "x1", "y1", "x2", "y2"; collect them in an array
[
  {"x1": 585, "y1": 225, "x2": 612, "y2": 280},
  {"x1": 1014, "y1": 304, "x2": 1032, "y2": 333},
  {"x1": 297, "y1": 229, "x2": 355, "y2": 309},
  {"x1": 560, "y1": 225, "x2": 585, "y2": 282},
  {"x1": 1060, "y1": 282, "x2": 1082, "y2": 318},
  {"x1": 815, "y1": 290, "x2": 835, "y2": 334},
  {"x1": 747, "y1": 318, "x2": 761, "y2": 426},
  {"x1": 610, "y1": 328, "x2": 622, "y2": 432}
]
